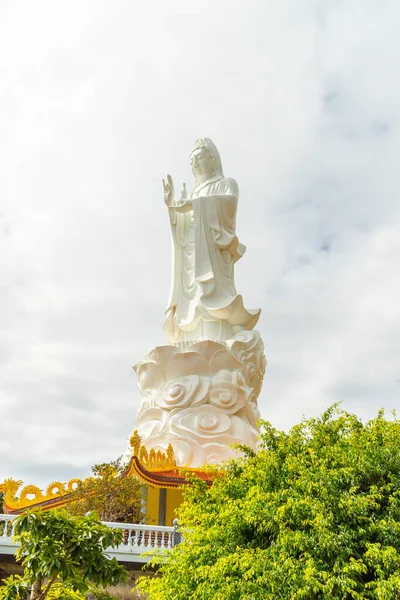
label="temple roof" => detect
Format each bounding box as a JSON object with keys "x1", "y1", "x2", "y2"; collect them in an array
[
  {"x1": 125, "y1": 430, "x2": 216, "y2": 488},
  {"x1": 126, "y1": 456, "x2": 216, "y2": 489}
]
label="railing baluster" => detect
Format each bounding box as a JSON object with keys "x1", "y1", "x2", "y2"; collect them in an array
[{"x1": 130, "y1": 528, "x2": 136, "y2": 547}]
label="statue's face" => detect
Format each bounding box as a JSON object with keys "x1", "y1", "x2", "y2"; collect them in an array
[{"x1": 190, "y1": 148, "x2": 214, "y2": 184}]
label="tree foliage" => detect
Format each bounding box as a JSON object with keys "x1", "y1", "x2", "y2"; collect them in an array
[
  {"x1": 66, "y1": 457, "x2": 143, "y2": 523},
  {"x1": 47, "y1": 582, "x2": 118, "y2": 599},
  {"x1": 138, "y1": 406, "x2": 400, "y2": 599},
  {"x1": 0, "y1": 509, "x2": 127, "y2": 600}
]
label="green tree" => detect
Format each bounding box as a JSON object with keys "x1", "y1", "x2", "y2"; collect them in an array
[
  {"x1": 0, "y1": 509, "x2": 127, "y2": 600},
  {"x1": 138, "y1": 406, "x2": 400, "y2": 600},
  {"x1": 66, "y1": 458, "x2": 143, "y2": 523}
]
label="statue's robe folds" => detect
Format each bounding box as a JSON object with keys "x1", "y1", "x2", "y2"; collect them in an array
[{"x1": 164, "y1": 176, "x2": 260, "y2": 343}]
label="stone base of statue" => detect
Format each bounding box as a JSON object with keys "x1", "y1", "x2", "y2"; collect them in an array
[{"x1": 128, "y1": 330, "x2": 266, "y2": 467}]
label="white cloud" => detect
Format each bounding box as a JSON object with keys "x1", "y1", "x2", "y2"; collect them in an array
[{"x1": 0, "y1": 0, "x2": 399, "y2": 489}]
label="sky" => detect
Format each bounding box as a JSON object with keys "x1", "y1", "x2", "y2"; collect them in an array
[{"x1": 0, "y1": 0, "x2": 399, "y2": 489}]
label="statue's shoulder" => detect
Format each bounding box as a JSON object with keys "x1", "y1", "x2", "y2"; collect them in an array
[{"x1": 217, "y1": 177, "x2": 239, "y2": 198}]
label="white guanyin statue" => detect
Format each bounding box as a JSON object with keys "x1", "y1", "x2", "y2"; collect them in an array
[
  {"x1": 127, "y1": 139, "x2": 266, "y2": 468},
  {"x1": 163, "y1": 137, "x2": 260, "y2": 344}
]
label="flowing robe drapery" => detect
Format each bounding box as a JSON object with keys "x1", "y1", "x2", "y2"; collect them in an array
[{"x1": 164, "y1": 176, "x2": 260, "y2": 343}]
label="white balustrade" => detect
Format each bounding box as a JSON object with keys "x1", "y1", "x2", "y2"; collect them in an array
[
  {"x1": 0, "y1": 515, "x2": 17, "y2": 555},
  {"x1": 102, "y1": 521, "x2": 174, "y2": 562},
  {"x1": 0, "y1": 515, "x2": 174, "y2": 563}
]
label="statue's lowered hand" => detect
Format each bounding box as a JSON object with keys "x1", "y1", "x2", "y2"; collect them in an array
[
  {"x1": 163, "y1": 174, "x2": 174, "y2": 206},
  {"x1": 170, "y1": 199, "x2": 193, "y2": 213}
]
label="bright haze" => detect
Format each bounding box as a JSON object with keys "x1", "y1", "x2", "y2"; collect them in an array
[{"x1": 1, "y1": 1, "x2": 399, "y2": 488}]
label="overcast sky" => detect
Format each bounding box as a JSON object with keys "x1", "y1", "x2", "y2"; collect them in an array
[{"x1": 1, "y1": 0, "x2": 399, "y2": 489}]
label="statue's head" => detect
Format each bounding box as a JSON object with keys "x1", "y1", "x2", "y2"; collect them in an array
[{"x1": 190, "y1": 138, "x2": 224, "y2": 185}]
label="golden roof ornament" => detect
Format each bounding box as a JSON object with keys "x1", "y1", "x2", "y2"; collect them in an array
[
  {"x1": 0, "y1": 477, "x2": 81, "y2": 512},
  {"x1": 129, "y1": 430, "x2": 175, "y2": 472}
]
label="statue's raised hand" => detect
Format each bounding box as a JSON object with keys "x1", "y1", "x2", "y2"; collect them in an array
[{"x1": 163, "y1": 174, "x2": 174, "y2": 206}]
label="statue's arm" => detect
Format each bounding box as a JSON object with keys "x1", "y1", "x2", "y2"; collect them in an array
[
  {"x1": 163, "y1": 174, "x2": 178, "y2": 228},
  {"x1": 210, "y1": 193, "x2": 242, "y2": 254},
  {"x1": 210, "y1": 194, "x2": 238, "y2": 224}
]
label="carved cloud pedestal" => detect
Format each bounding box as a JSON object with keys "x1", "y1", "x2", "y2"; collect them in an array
[{"x1": 129, "y1": 331, "x2": 266, "y2": 467}]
